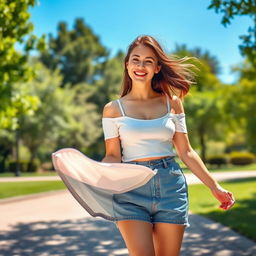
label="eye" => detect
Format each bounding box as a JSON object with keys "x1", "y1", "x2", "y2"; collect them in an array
[{"x1": 146, "y1": 60, "x2": 153, "y2": 64}]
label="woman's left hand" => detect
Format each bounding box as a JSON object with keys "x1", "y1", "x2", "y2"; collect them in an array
[{"x1": 210, "y1": 184, "x2": 235, "y2": 210}]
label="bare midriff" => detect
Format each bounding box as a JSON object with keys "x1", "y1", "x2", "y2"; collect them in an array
[{"x1": 131, "y1": 155, "x2": 172, "y2": 162}]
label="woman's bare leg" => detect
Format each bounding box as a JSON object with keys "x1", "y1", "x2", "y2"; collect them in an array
[
  {"x1": 152, "y1": 223, "x2": 185, "y2": 256},
  {"x1": 116, "y1": 220, "x2": 155, "y2": 256}
]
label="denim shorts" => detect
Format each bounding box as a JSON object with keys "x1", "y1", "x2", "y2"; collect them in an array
[{"x1": 113, "y1": 156, "x2": 189, "y2": 227}]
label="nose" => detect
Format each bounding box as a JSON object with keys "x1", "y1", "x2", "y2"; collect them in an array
[{"x1": 137, "y1": 60, "x2": 145, "y2": 67}]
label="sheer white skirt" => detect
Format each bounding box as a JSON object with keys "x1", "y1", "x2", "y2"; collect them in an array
[{"x1": 52, "y1": 148, "x2": 157, "y2": 221}]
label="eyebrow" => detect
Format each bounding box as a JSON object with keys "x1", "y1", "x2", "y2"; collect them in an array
[{"x1": 131, "y1": 54, "x2": 155, "y2": 60}]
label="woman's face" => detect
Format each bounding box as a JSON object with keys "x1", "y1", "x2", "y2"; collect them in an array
[{"x1": 126, "y1": 44, "x2": 161, "y2": 83}]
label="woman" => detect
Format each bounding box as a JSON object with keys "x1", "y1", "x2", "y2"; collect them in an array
[{"x1": 101, "y1": 35, "x2": 235, "y2": 256}]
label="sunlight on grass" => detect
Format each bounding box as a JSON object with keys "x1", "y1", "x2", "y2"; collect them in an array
[
  {"x1": 0, "y1": 181, "x2": 65, "y2": 199},
  {"x1": 0, "y1": 171, "x2": 57, "y2": 177}
]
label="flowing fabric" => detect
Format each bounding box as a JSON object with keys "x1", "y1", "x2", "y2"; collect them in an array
[{"x1": 52, "y1": 148, "x2": 157, "y2": 221}]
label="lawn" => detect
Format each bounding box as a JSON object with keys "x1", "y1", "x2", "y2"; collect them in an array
[
  {"x1": 180, "y1": 163, "x2": 256, "y2": 173},
  {"x1": 0, "y1": 171, "x2": 57, "y2": 177},
  {"x1": 188, "y1": 178, "x2": 256, "y2": 241},
  {"x1": 0, "y1": 181, "x2": 65, "y2": 199}
]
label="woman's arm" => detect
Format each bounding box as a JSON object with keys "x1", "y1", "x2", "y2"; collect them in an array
[
  {"x1": 101, "y1": 101, "x2": 122, "y2": 163},
  {"x1": 171, "y1": 96, "x2": 235, "y2": 210},
  {"x1": 102, "y1": 154, "x2": 121, "y2": 163},
  {"x1": 174, "y1": 136, "x2": 218, "y2": 189},
  {"x1": 173, "y1": 134, "x2": 235, "y2": 210},
  {"x1": 101, "y1": 137, "x2": 122, "y2": 163}
]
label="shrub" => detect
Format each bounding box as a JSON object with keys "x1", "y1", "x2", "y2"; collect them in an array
[
  {"x1": 27, "y1": 158, "x2": 41, "y2": 172},
  {"x1": 206, "y1": 155, "x2": 228, "y2": 167},
  {"x1": 8, "y1": 160, "x2": 28, "y2": 173},
  {"x1": 8, "y1": 158, "x2": 41, "y2": 173},
  {"x1": 229, "y1": 152, "x2": 255, "y2": 166}
]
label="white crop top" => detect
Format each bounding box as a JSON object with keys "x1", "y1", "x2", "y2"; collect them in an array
[{"x1": 102, "y1": 94, "x2": 188, "y2": 162}]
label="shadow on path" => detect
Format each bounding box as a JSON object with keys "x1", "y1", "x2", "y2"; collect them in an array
[
  {"x1": 0, "y1": 218, "x2": 127, "y2": 256},
  {"x1": 183, "y1": 214, "x2": 256, "y2": 256},
  {"x1": 0, "y1": 214, "x2": 255, "y2": 256}
]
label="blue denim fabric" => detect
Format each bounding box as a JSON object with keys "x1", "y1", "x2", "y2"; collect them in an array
[{"x1": 113, "y1": 156, "x2": 189, "y2": 227}]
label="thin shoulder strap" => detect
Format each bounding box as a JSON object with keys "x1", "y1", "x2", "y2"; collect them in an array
[
  {"x1": 166, "y1": 94, "x2": 170, "y2": 112},
  {"x1": 117, "y1": 99, "x2": 126, "y2": 116}
]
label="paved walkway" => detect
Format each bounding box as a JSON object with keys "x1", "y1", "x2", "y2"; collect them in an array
[{"x1": 0, "y1": 171, "x2": 255, "y2": 256}]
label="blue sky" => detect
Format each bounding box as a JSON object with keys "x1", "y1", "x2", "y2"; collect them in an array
[{"x1": 30, "y1": 0, "x2": 252, "y2": 84}]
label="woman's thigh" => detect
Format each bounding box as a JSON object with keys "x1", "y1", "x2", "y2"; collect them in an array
[
  {"x1": 153, "y1": 223, "x2": 185, "y2": 256},
  {"x1": 116, "y1": 220, "x2": 155, "y2": 256}
]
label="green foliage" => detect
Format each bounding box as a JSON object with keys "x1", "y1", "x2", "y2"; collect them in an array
[
  {"x1": 37, "y1": 18, "x2": 124, "y2": 160},
  {"x1": 229, "y1": 151, "x2": 255, "y2": 165},
  {"x1": 8, "y1": 158, "x2": 40, "y2": 173},
  {"x1": 224, "y1": 61, "x2": 256, "y2": 152},
  {"x1": 0, "y1": 0, "x2": 44, "y2": 129},
  {"x1": 173, "y1": 44, "x2": 229, "y2": 161},
  {"x1": 184, "y1": 90, "x2": 224, "y2": 161},
  {"x1": 208, "y1": 0, "x2": 256, "y2": 68},
  {"x1": 174, "y1": 44, "x2": 222, "y2": 76},
  {"x1": 0, "y1": 129, "x2": 14, "y2": 172},
  {"x1": 238, "y1": 79, "x2": 256, "y2": 152},
  {"x1": 173, "y1": 43, "x2": 256, "y2": 159},
  {"x1": 231, "y1": 58, "x2": 255, "y2": 81},
  {"x1": 8, "y1": 160, "x2": 27, "y2": 173},
  {"x1": 88, "y1": 50, "x2": 125, "y2": 108},
  {"x1": 82, "y1": 51, "x2": 125, "y2": 159},
  {"x1": 40, "y1": 18, "x2": 109, "y2": 86},
  {"x1": 26, "y1": 158, "x2": 41, "y2": 172},
  {"x1": 18, "y1": 60, "x2": 102, "y2": 163}
]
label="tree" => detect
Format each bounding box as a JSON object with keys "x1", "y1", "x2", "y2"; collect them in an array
[
  {"x1": 40, "y1": 18, "x2": 109, "y2": 87},
  {"x1": 226, "y1": 59, "x2": 256, "y2": 153},
  {"x1": 184, "y1": 90, "x2": 224, "y2": 162},
  {"x1": 84, "y1": 50, "x2": 125, "y2": 159},
  {"x1": 88, "y1": 50, "x2": 125, "y2": 108},
  {"x1": 231, "y1": 57, "x2": 255, "y2": 80},
  {"x1": 174, "y1": 44, "x2": 222, "y2": 75},
  {"x1": 173, "y1": 45, "x2": 227, "y2": 161},
  {"x1": 0, "y1": 0, "x2": 44, "y2": 129},
  {"x1": 173, "y1": 44, "x2": 222, "y2": 91},
  {"x1": 208, "y1": 0, "x2": 256, "y2": 68},
  {"x1": 19, "y1": 61, "x2": 102, "y2": 170}
]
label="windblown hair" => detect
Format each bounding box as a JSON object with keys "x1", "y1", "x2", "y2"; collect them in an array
[{"x1": 120, "y1": 35, "x2": 198, "y2": 99}]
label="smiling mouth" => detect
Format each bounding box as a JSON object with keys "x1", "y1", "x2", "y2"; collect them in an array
[{"x1": 134, "y1": 71, "x2": 147, "y2": 77}]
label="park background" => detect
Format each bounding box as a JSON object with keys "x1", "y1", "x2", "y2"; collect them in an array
[{"x1": 0, "y1": 0, "x2": 256, "y2": 249}]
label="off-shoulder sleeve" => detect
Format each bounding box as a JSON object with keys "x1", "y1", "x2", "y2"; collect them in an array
[
  {"x1": 102, "y1": 118, "x2": 119, "y2": 140},
  {"x1": 173, "y1": 113, "x2": 188, "y2": 133}
]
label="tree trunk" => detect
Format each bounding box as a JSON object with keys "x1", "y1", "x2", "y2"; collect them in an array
[
  {"x1": 198, "y1": 126, "x2": 207, "y2": 163},
  {"x1": 14, "y1": 129, "x2": 21, "y2": 176}
]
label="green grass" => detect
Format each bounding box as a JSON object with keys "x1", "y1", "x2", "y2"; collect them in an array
[
  {"x1": 189, "y1": 178, "x2": 256, "y2": 241},
  {"x1": 180, "y1": 163, "x2": 256, "y2": 173},
  {"x1": 0, "y1": 171, "x2": 58, "y2": 177},
  {"x1": 0, "y1": 181, "x2": 65, "y2": 199},
  {"x1": 205, "y1": 163, "x2": 256, "y2": 172}
]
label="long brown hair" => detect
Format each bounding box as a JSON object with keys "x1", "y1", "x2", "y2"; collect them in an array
[{"x1": 120, "y1": 35, "x2": 198, "y2": 99}]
